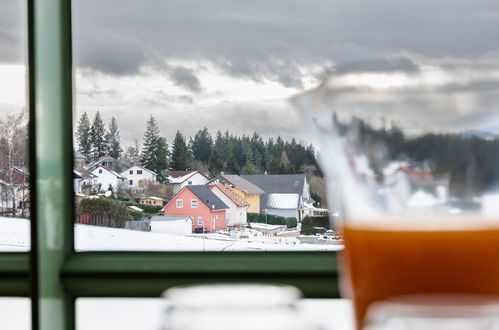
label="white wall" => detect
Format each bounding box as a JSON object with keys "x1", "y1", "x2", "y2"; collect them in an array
[
  {"x1": 91, "y1": 168, "x2": 123, "y2": 191},
  {"x1": 150, "y1": 220, "x2": 191, "y2": 235},
  {"x1": 121, "y1": 166, "x2": 156, "y2": 188},
  {"x1": 210, "y1": 187, "x2": 247, "y2": 226},
  {"x1": 172, "y1": 172, "x2": 209, "y2": 193}
]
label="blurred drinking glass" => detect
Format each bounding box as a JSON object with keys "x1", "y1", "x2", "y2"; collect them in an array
[
  {"x1": 364, "y1": 294, "x2": 499, "y2": 330},
  {"x1": 292, "y1": 57, "x2": 499, "y2": 329},
  {"x1": 160, "y1": 283, "x2": 310, "y2": 330}
]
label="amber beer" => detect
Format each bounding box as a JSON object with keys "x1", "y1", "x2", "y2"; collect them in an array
[{"x1": 342, "y1": 218, "x2": 499, "y2": 329}]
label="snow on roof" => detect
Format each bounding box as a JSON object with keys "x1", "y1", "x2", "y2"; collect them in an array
[
  {"x1": 74, "y1": 151, "x2": 86, "y2": 159},
  {"x1": 267, "y1": 193, "x2": 300, "y2": 209},
  {"x1": 129, "y1": 206, "x2": 144, "y2": 212},
  {"x1": 209, "y1": 184, "x2": 249, "y2": 207},
  {"x1": 167, "y1": 171, "x2": 199, "y2": 184},
  {"x1": 143, "y1": 196, "x2": 165, "y2": 201}
]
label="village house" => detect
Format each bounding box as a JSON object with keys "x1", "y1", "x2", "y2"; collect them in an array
[
  {"x1": 138, "y1": 196, "x2": 165, "y2": 206},
  {"x1": 167, "y1": 171, "x2": 210, "y2": 194},
  {"x1": 208, "y1": 183, "x2": 249, "y2": 227},
  {"x1": 208, "y1": 174, "x2": 264, "y2": 213},
  {"x1": 91, "y1": 166, "x2": 127, "y2": 192},
  {"x1": 73, "y1": 168, "x2": 98, "y2": 195},
  {"x1": 74, "y1": 151, "x2": 86, "y2": 170},
  {"x1": 86, "y1": 155, "x2": 129, "y2": 173},
  {"x1": 163, "y1": 185, "x2": 228, "y2": 233},
  {"x1": 242, "y1": 174, "x2": 313, "y2": 221},
  {"x1": 150, "y1": 215, "x2": 193, "y2": 236},
  {"x1": 121, "y1": 165, "x2": 158, "y2": 189}
]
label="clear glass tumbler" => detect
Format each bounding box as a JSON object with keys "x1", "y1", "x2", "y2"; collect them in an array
[
  {"x1": 292, "y1": 57, "x2": 499, "y2": 329},
  {"x1": 160, "y1": 283, "x2": 309, "y2": 330}
]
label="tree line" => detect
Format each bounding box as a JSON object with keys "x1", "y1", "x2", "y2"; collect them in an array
[
  {"x1": 75, "y1": 112, "x2": 319, "y2": 179},
  {"x1": 349, "y1": 119, "x2": 499, "y2": 197}
]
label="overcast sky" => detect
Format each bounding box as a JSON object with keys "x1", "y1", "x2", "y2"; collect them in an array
[{"x1": 2, "y1": 0, "x2": 499, "y2": 145}]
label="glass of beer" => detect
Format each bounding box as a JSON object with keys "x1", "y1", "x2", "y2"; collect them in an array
[{"x1": 292, "y1": 57, "x2": 499, "y2": 329}]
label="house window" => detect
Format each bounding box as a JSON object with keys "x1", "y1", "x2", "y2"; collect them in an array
[
  {"x1": 188, "y1": 180, "x2": 193, "y2": 185},
  {"x1": 99, "y1": 169, "x2": 102, "y2": 174},
  {"x1": 191, "y1": 199, "x2": 198, "y2": 208},
  {"x1": 129, "y1": 180, "x2": 133, "y2": 185},
  {"x1": 137, "y1": 170, "x2": 143, "y2": 175},
  {"x1": 176, "y1": 199, "x2": 183, "y2": 208},
  {"x1": 197, "y1": 217, "x2": 203, "y2": 225},
  {"x1": 129, "y1": 170, "x2": 133, "y2": 174},
  {"x1": 102, "y1": 161, "x2": 107, "y2": 166}
]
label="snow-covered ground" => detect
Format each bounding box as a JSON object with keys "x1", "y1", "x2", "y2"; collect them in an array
[{"x1": 0, "y1": 217, "x2": 343, "y2": 252}]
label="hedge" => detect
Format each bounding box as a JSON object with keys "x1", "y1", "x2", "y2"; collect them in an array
[
  {"x1": 300, "y1": 216, "x2": 330, "y2": 235},
  {"x1": 123, "y1": 202, "x2": 163, "y2": 214},
  {"x1": 247, "y1": 213, "x2": 298, "y2": 228}
]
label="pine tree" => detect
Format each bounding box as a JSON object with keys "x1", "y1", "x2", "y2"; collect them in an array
[
  {"x1": 191, "y1": 127, "x2": 213, "y2": 163},
  {"x1": 170, "y1": 131, "x2": 193, "y2": 171},
  {"x1": 123, "y1": 139, "x2": 140, "y2": 165},
  {"x1": 90, "y1": 111, "x2": 107, "y2": 158},
  {"x1": 208, "y1": 147, "x2": 224, "y2": 177},
  {"x1": 107, "y1": 116, "x2": 122, "y2": 159},
  {"x1": 140, "y1": 116, "x2": 169, "y2": 176},
  {"x1": 225, "y1": 152, "x2": 240, "y2": 174},
  {"x1": 76, "y1": 112, "x2": 92, "y2": 156}
]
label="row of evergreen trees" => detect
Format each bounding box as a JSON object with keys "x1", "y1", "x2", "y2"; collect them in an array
[{"x1": 75, "y1": 112, "x2": 319, "y2": 178}]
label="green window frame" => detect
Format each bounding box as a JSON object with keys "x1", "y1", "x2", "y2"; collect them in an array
[{"x1": 0, "y1": 1, "x2": 338, "y2": 329}]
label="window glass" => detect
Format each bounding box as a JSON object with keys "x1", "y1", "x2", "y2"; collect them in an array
[
  {"x1": 0, "y1": 0, "x2": 29, "y2": 252},
  {"x1": 191, "y1": 199, "x2": 198, "y2": 208},
  {"x1": 0, "y1": 298, "x2": 30, "y2": 330}
]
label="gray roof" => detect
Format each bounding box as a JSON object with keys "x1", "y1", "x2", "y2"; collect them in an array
[
  {"x1": 218, "y1": 175, "x2": 264, "y2": 194},
  {"x1": 241, "y1": 174, "x2": 306, "y2": 209},
  {"x1": 74, "y1": 151, "x2": 86, "y2": 159},
  {"x1": 151, "y1": 215, "x2": 192, "y2": 222},
  {"x1": 187, "y1": 185, "x2": 229, "y2": 210}
]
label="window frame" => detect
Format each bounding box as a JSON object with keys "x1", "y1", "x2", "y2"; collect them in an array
[{"x1": 0, "y1": 2, "x2": 340, "y2": 330}]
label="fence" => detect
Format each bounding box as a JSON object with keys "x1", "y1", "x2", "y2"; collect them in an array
[
  {"x1": 75, "y1": 213, "x2": 125, "y2": 228},
  {"x1": 125, "y1": 220, "x2": 151, "y2": 232}
]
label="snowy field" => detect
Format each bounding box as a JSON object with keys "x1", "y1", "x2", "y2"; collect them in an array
[{"x1": 0, "y1": 217, "x2": 343, "y2": 252}]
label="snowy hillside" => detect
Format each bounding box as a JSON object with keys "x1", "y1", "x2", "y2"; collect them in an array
[{"x1": 0, "y1": 217, "x2": 342, "y2": 252}]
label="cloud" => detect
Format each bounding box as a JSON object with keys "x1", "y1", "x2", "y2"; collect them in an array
[{"x1": 168, "y1": 66, "x2": 202, "y2": 92}]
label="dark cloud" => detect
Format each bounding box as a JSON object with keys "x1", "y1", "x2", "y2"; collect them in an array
[
  {"x1": 168, "y1": 66, "x2": 202, "y2": 92},
  {"x1": 71, "y1": 0, "x2": 499, "y2": 87},
  {"x1": 0, "y1": 1, "x2": 26, "y2": 64}
]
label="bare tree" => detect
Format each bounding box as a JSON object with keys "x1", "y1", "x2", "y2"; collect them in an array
[{"x1": 0, "y1": 110, "x2": 28, "y2": 216}]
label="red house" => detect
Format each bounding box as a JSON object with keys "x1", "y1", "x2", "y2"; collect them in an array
[{"x1": 163, "y1": 185, "x2": 228, "y2": 233}]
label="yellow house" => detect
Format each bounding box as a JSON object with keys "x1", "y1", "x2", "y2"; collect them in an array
[
  {"x1": 138, "y1": 196, "x2": 165, "y2": 206},
  {"x1": 208, "y1": 175, "x2": 264, "y2": 213}
]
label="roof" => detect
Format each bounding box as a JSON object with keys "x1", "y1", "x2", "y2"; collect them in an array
[
  {"x1": 139, "y1": 196, "x2": 165, "y2": 201},
  {"x1": 218, "y1": 175, "x2": 264, "y2": 194},
  {"x1": 74, "y1": 151, "x2": 86, "y2": 159},
  {"x1": 167, "y1": 171, "x2": 209, "y2": 184},
  {"x1": 209, "y1": 184, "x2": 249, "y2": 207},
  {"x1": 267, "y1": 193, "x2": 300, "y2": 209},
  {"x1": 169, "y1": 170, "x2": 195, "y2": 178},
  {"x1": 151, "y1": 215, "x2": 193, "y2": 222},
  {"x1": 185, "y1": 185, "x2": 228, "y2": 210},
  {"x1": 242, "y1": 174, "x2": 305, "y2": 194},
  {"x1": 128, "y1": 206, "x2": 144, "y2": 212},
  {"x1": 73, "y1": 168, "x2": 96, "y2": 179},
  {"x1": 13, "y1": 166, "x2": 29, "y2": 176},
  {"x1": 242, "y1": 174, "x2": 306, "y2": 209}
]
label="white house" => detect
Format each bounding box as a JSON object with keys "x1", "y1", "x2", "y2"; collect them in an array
[
  {"x1": 242, "y1": 174, "x2": 314, "y2": 221},
  {"x1": 91, "y1": 166, "x2": 127, "y2": 191},
  {"x1": 121, "y1": 165, "x2": 158, "y2": 189},
  {"x1": 150, "y1": 215, "x2": 193, "y2": 236},
  {"x1": 208, "y1": 184, "x2": 249, "y2": 227},
  {"x1": 167, "y1": 171, "x2": 210, "y2": 194}
]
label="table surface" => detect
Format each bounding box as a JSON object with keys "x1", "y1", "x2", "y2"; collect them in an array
[{"x1": 0, "y1": 298, "x2": 355, "y2": 330}]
